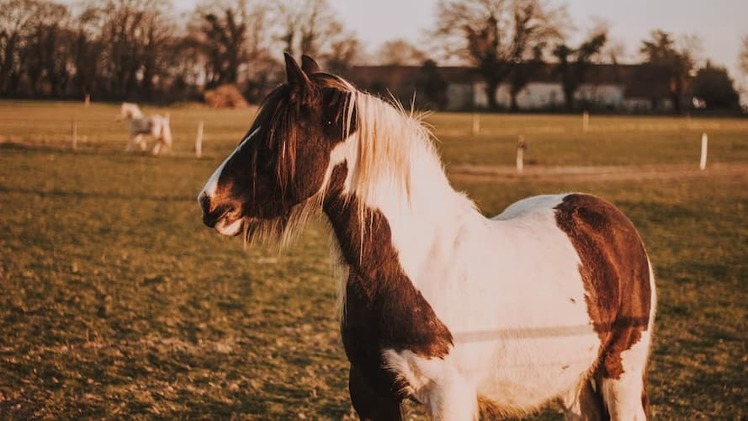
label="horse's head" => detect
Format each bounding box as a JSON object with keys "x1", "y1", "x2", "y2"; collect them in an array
[
  {"x1": 198, "y1": 53, "x2": 356, "y2": 239},
  {"x1": 116, "y1": 102, "x2": 143, "y2": 121}
]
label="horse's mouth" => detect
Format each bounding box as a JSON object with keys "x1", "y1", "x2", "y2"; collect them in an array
[{"x1": 214, "y1": 215, "x2": 244, "y2": 237}]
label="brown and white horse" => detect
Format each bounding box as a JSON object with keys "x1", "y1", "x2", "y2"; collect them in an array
[{"x1": 198, "y1": 54, "x2": 656, "y2": 420}]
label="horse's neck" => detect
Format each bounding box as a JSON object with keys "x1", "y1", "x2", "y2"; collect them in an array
[
  {"x1": 126, "y1": 106, "x2": 144, "y2": 119},
  {"x1": 323, "y1": 142, "x2": 480, "y2": 280},
  {"x1": 368, "y1": 153, "x2": 480, "y2": 279}
]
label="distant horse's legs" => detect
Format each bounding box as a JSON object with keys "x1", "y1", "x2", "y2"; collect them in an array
[
  {"x1": 348, "y1": 364, "x2": 402, "y2": 421},
  {"x1": 137, "y1": 134, "x2": 147, "y2": 151},
  {"x1": 127, "y1": 134, "x2": 145, "y2": 151},
  {"x1": 126, "y1": 134, "x2": 138, "y2": 151}
]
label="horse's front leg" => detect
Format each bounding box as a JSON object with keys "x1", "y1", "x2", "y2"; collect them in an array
[
  {"x1": 125, "y1": 134, "x2": 139, "y2": 151},
  {"x1": 348, "y1": 364, "x2": 403, "y2": 421},
  {"x1": 137, "y1": 134, "x2": 147, "y2": 151},
  {"x1": 383, "y1": 349, "x2": 478, "y2": 421}
]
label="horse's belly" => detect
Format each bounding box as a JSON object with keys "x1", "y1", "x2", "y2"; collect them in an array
[{"x1": 451, "y1": 330, "x2": 600, "y2": 410}]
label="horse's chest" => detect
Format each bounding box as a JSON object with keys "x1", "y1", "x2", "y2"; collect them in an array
[{"x1": 341, "y1": 270, "x2": 452, "y2": 357}]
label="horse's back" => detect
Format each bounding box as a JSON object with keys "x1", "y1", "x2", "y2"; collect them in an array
[
  {"x1": 494, "y1": 193, "x2": 568, "y2": 221},
  {"x1": 502, "y1": 193, "x2": 654, "y2": 364},
  {"x1": 496, "y1": 193, "x2": 654, "y2": 341}
]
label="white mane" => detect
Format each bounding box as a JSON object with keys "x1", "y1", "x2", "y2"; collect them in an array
[{"x1": 343, "y1": 90, "x2": 460, "y2": 216}]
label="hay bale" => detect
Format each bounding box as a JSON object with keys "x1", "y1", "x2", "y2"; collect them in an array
[{"x1": 203, "y1": 84, "x2": 250, "y2": 109}]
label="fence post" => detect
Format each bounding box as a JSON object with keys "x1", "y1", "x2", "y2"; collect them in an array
[
  {"x1": 71, "y1": 119, "x2": 78, "y2": 150},
  {"x1": 195, "y1": 120, "x2": 204, "y2": 158},
  {"x1": 582, "y1": 111, "x2": 590, "y2": 132},
  {"x1": 472, "y1": 112, "x2": 480, "y2": 136},
  {"x1": 699, "y1": 132, "x2": 708, "y2": 170},
  {"x1": 516, "y1": 135, "x2": 526, "y2": 174}
]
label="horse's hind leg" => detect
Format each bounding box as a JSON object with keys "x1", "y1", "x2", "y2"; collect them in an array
[
  {"x1": 152, "y1": 139, "x2": 163, "y2": 156},
  {"x1": 348, "y1": 364, "x2": 402, "y2": 421},
  {"x1": 125, "y1": 134, "x2": 138, "y2": 151},
  {"x1": 600, "y1": 329, "x2": 652, "y2": 420}
]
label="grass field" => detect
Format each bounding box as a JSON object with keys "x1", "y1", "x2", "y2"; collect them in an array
[{"x1": 0, "y1": 101, "x2": 746, "y2": 419}]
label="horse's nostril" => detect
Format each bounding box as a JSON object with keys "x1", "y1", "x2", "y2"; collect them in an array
[
  {"x1": 201, "y1": 202, "x2": 239, "y2": 229},
  {"x1": 198, "y1": 192, "x2": 211, "y2": 214},
  {"x1": 198, "y1": 193, "x2": 220, "y2": 228},
  {"x1": 202, "y1": 209, "x2": 216, "y2": 227}
]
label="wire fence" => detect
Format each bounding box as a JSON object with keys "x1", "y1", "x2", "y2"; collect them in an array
[
  {"x1": 0, "y1": 116, "x2": 247, "y2": 158},
  {"x1": 1, "y1": 112, "x2": 746, "y2": 170}
]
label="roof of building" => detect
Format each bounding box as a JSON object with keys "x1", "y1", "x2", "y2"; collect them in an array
[{"x1": 345, "y1": 63, "x2": 672, "y2": 99}]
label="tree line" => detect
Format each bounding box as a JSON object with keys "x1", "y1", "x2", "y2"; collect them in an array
[
  {"x1": 0, "y1": 0, "x2": 360, "y2": 103},
  {"x1": 0, "y1": 0, "x2": 743, "y2": 111}
]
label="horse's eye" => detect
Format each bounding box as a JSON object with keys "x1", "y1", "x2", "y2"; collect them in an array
[{"x1": 327, "y1": 120, "x2": 333, "y2": 125}]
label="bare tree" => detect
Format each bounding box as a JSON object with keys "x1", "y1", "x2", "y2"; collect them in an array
[
  {"x1": 376, "y1": 39, "x2": 427, "y2": 66},
  {"x1": 433, "y1": 0, "x2": 566, "y2": 109},
  {"x1": 323, "y1": 34, "x2": 362, "y2": 75},
  {"x1": 603, "y1": 39, "x2": 627, "y2": 65},
  {"x1": 508, "y1": 43, "x2": 544, "y2": 111},
  {"x1": 188, "y1": 0, "x2": 249, "y2": 87},
  {"x1": 553, "y1": 30, "x2": 607, "y2": 111},
  {"x1": 22, "y1": 3, "x2": 74, "y2": 97},
  {"x1": 72, "y1": 0, "x2": 176, "y2": 100},
  {"x1": 640, "y1": 29, "x2": 696, "y2": 114},
  {"x1": 0, "y1": 0, "x2": 52, "y2": 95},
  {"x1": 273, "y1": 0, "x2": 358, "y2": 64},
  {"x1": 70, "y1": 5, "x2": 107, "y2": 98},
  {"x1": 188, "y1": 0, "x2": 275, "y2": 91}
]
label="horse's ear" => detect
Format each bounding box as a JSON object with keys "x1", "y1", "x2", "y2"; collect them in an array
[
  {"x1": 284, "y1": 52, "x2": 311, "y2": 88},
  {"x1": 301, "y1": 55, "x2": 321, "y2": 74}
]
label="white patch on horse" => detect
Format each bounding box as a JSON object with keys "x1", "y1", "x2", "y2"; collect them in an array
[
  {"x1": 214, "y1": 216, "x2": 244, "y2": 237},
  {"x1": 200, "y1": 128, "x2": 260, "y2": 199}
]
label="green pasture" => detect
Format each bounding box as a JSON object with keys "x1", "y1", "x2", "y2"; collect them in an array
[{"x1": 0, "y1": 101, "x2": 746, "y2": 419}]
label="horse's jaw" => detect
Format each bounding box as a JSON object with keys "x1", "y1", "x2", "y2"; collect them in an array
[{"x1": 214, "y1": 217, "x2": 244, "y2": 237}]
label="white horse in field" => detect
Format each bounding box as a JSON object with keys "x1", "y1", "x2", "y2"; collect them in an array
[{"x1": 116, "y1": 102, "x2": 172, "y2": 155}]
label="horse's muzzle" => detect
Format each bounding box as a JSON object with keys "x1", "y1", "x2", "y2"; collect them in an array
[{"x1": 198, "y1": 192, "x2": 244, "y2": 236}]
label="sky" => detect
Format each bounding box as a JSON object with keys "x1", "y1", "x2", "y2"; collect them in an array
[
  {"x1": 329, "y1": 1, "x2": 746, "y2": 77},
  {"x1": 173, "y1": 0, "x2": 747, "y2": 86}
]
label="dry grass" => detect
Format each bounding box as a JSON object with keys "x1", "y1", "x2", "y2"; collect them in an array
[{"x1": 0, "y1": 100, "x2": 746, "y2": 419}]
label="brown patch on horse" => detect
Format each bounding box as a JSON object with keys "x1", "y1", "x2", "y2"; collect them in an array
[
  {"x1": 554, "y1": 194, "x2": 651, "y2": 380},
  {"x1": 324, "y1": 163, "x2": 454, "y2": 396}
]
